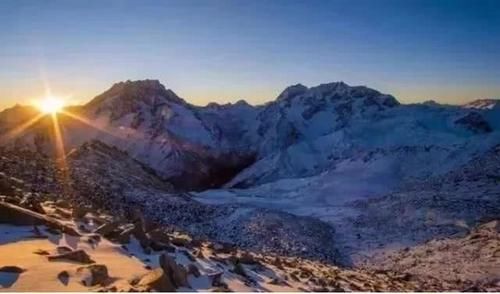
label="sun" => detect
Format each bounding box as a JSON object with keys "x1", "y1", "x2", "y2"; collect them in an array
[{"x1": 37, "y1": 96, "x2": 65, "y2": 114}]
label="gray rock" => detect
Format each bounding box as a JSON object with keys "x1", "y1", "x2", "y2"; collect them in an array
[
  {"x1": 77, "y1": 264, "x2": 109, "y2": 287},
  {"x1": 48, "y1": 249, "x2": 95, "y2": 264},
  {"x1": 137, "y1": 268, "x2": 175, "y2": 292}
]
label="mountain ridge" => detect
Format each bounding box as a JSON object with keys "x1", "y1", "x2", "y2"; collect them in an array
[
  {"x1": 0, "y1": 79, "x2": 499, "y2": 290},
  {"x1": 0, "y1": 80, "x2": 498, "y2": 191}
]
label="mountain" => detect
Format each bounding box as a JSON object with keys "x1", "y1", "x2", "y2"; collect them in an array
[
  {"x1": 0, "y1": 80, "x2": 499, "y2": 290},
  {"x1": 225, "y1": 85, "x2": 498, "y2": 187},
  {"x1": 463, "y1": 98, "x2": 500, "y2": 110},
  {"x1": 1, "y1": 79, "x2": 498, "y2": 194},
  {"x1": 0, "y1": 80, "x2": 258, "y2": 190},
  {"x1": 2, "y1": 80, "x2": 497, "y2": 191}
]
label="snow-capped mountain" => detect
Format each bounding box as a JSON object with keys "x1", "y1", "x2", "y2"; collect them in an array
[
  {"x1": 1, "y1": 80, "x2": 499, "y2": 289},
  {"x1": 463, "y1": 98, "x2": 500, "y2": 110},
  {"x1": 0, "y1": 80, "x2": 259, "y2": 190},
  {"x1": 1, "y1": 80, "x2": 498, "y2": 192},
  {"x1": 225, "y1": 84, "x2": 498, "y2": 187}
]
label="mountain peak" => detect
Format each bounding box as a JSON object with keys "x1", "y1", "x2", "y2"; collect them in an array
[
  {"x1": 274, "y1": 81, "x2": 400, "y2": 108},
  {"x1": 108, "y1": 79, "x2": 165, "y2": 92},
  {"x1": 276, "y1": 84, "x2": 308, "y2": 101},
  {"x1": 204, "y1": 99, "x2": 253, "y2": 111},
  {"x1": 84, "y1": 79, "x2": 186, "y2": 119},
  {"x1": 104, "y1": 79, "x2": 183, "y2": 103},
  {"x1": 463, "y1": 98, "x2": 500, "y2": 110}
]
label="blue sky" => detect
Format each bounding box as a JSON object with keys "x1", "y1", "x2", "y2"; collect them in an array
[{"x1": 0, "y1": 0, "x2": 499, "y2": 108}]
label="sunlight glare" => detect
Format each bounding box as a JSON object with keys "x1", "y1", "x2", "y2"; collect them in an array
[{"x1": 37, "y1": 96, "x2": 65, "y2": 114}]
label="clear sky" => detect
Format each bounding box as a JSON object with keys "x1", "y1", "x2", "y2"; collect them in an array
[{"x1": 1, "y1": 0, "x2": 499, "y2": 109}]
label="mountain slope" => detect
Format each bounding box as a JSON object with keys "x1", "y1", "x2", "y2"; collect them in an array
[
  {"x1": 226, "y1": 87, "x2": 498, "y2": 187},
  {"x1": 1, "y1": 80, "x2": 497, "y2": 192}
]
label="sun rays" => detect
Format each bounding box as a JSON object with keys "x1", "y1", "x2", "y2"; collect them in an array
[
  {"x1": 0, "y1": 113, "x2": 46, "y2": 142},
  {"x1": 60, "y1": 110, "x2": 120, "y2": 139},
  {"x1": 36, "y1": 96, "x2": 65, "y2": 114},
  {"x1": 0, "y1": 96, "x2": 120, "y2": 196}
]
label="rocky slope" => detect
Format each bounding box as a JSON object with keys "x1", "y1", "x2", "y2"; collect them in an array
[
  {"x1": 0, "y1": 142, "x2": 339, "y2": 263},
  {"x1": 362, "y1": 220, "x2": 500, "y2": 291},
  {"x1": 1, "y1": 161, "x2": 494, "y2": 291}
]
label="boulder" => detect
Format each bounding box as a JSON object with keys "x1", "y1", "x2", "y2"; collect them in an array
[
  {"x1": 270, "y1": 277, "x2": 290, "y2": 286},
  {"x1": 0, "y1": 176, "x2": 15, "y2": 196},
  {"x1": 239, "y1": 252, "x2": 260, "y2": 265},
  {"x1": 0, "y1": 202, "x2": 45, "y2": 226},
  {"x1": 150, "y1": 240, "x2": 176, "y2": 252},
  {"x1": 94, "y1": 221, "x2": 121, "y2": 236},
  {"x1": 233, "y1": 262, "x2": 247, "y2": 277},
  {"x1": 0, "y1": 202, "x2": 80, "y2": 235},
  {"x1": 53, "y1": 207, "x2": 72, "y2": 219},
  {"x1": 112, "y1": 227, "x2": 134, "y2": 244},
  {"x1": 0, "y1": 266, "x2": 25, "y2": 273},
  {"x1": 77, "y1": 264, "x2": 109, "y2": 286},
  {"x1": 58, "y1": 270, "x2": 70, "y2": 286},
  {"x1": 48, "y1": 249, "x2": 95, "y2": 264},
  {"x1": 55, "y1": 199, "x2": 71, "y2": 209},
  {"x1": 2, "y1": 195, "x2": 20, "y2": 205},
  {"x1": 195, "y1": 250, "x2": 205, "y2": 259},
  {"x1": 210, "y1": 242, "x2": 235, "y2": 254},
  {"x1": 209, "y1": 272, "x2": 224, "y2": 287},
  {"x1": 56, "y1": 246, "x2": 74, "y2": 254},
  {"x1": 82, "y1": 234, "x2": 101, "y2": 245},
  {"x1": 147, "y1": 228, "x2": 172, "y2": 244},
  {"x1": 187, "y1": 264, "x2": 201, "y2": 278},
  {"x1": 171, "y1": 236, "x2": 191, "y2": 247},
  {"x1": 72, "y1": 206, "x2": 89, "y2": 219},
  {"x1": 19, "y1": 193, "x2": 45, "y2": 214},
  {"x1": 33, "y1": 249, "x2": 50, "y2": 256},
  {"x1": 132, "y1": 223, "x2": 151, "y2": 249},
  {"x1": 180, "y1": 249, "x2": 196, "y2": 262},
  {"x1": 137, "y1": 268, "x2": 175, "y2": 292},
  {"x1": 159, "y1": 254, "x2": 189, "y2": 288}
]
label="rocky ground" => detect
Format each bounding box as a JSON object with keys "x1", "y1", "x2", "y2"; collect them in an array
[
  {"x1": 0, "y1": 142, "x2": 339, "y2": 263},
  {"x1": 362, "y1": 220, "x2": 500, "y2": 291},
  {"x1": 1, "y1": 143, "x2": 499, "y2": 291},
  {"x1": 0, "y1": 187, "x2": 453, "y2": 292},
  {"x1": 329, "y1": 145, "x2": 500, "y2": 265}
]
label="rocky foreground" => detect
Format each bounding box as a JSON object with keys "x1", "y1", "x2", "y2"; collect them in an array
[
  {"x1": 363, "y1": 220, "x2": 500, "y2": 291},
  {"x1": 0, "y1": 193, "x2": 499, "y2": 291},
  {"x1": 0, "y1": 142, "x2": 340, "y2": 263},
  {"x1": 3, "y1": 195, "x2": 494, "y2": 292},
  {"x1": 0, "y1": 159, "x2": 499, "y2": 292}
]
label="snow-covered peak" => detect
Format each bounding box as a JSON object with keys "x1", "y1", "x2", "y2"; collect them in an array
[
  {"x1": 204, "y1": 99, "x2": 253, "y2": 110},
  {"x1": 310, "y1": 82, "x2": 399, "y2": 106},
  {"x1": 463, "y1": 98, "x2": 500, "y2": 110},
  {"x1": 84, "y1": 79, "x2": 186, "y2": 120},
  {"x1": 273, "y1": 82, "x2": 399, "y2": 109},
  {"x1": 276, "y1": 84, "x2": 308, "y2": 101}
]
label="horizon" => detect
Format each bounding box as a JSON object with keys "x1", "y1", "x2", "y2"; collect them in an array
[
  {"x1": 1, "y1": 78, "x2": 499, "y2": 112},
  {"x1": 1, "y1": 0, "x2": 500, "y2": 110}
]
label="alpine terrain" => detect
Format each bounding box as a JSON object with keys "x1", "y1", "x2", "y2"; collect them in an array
[{"x1": 0, "y1": 79, "x2": 499, "y2": 291}]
